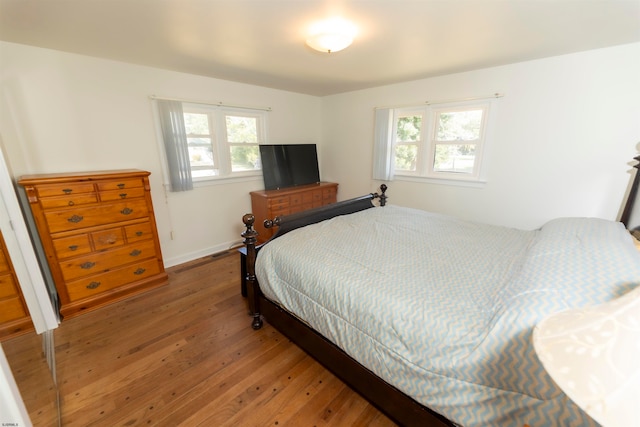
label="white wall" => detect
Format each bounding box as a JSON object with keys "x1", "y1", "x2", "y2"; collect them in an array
[
  {"x1": 0, "y1": 42, "x2": 322, "y2": 266},
  {"x1": 1, "y1": 42, "x2": 639, "y2": 269},
  {"x1": 322, "y1": 42, "x2": 640, "y2": 229}
]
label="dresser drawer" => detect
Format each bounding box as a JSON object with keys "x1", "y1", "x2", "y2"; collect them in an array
[
  {"x1": 302, "y1": 193, "x2": 314, "y2": 204},
  {"x1": 0, "y1": 273, "x2": 18, "y2": 299},
  {"x1": 34, "y1": 182, "x2": 95, "y2": 198},
  {"x1": 0, "y1": 248, "x2": 8, "y2": 273},
  {"x1": 271, "y1": 206, "x2": 290, "y2": 217},
  {"x1": 323, "y1": 187, "x2": 337, "y2": 201},
  {"x1": 59, "y1": 239, "x2": 157, "y2": 281},
  {"x1": 39, "y1": 193, "x2": 98, "y2": 210},
  {"x1": 96, "y1": 178, "x2": 144, "y2": 192},
  {"x1": 53, "y1": 234, "x2": 92, "y2": 259},
  {"x1": 125, "y1": 221, "x2": 153, "y2": 243},
  {"x1": 0, "y1": 297, "x2": 27, "y2": 322},
  {"x1": 91, "y1": 227, "x2": 125, "y2": 251},
  {"x1": 268, "y1": 196, "x2": 290, "y2": 209},
  {"x1": 65, "y1": 258, "x2": 161, "y2": 302},
  {"x1": 99, "y1": 187, "x2": 146, "y2": 202},
  {"x1": 44, "y1": 199, "x2": 150, "y2": 233}
]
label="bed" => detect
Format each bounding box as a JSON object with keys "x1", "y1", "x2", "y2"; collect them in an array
[{"x1": 241, "y1": 156, "x2": 640, "y2": 427}]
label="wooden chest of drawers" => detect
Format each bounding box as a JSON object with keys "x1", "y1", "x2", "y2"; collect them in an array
[
  {"x1": 0, "y1": 230, "x2": 32, "y2": 340},
  {"x1": 250, "y1": 182, "x2": 338, "y2": 243},
  {"x1": 19, "y1": 170, "x2": 168, "y2": 319}
]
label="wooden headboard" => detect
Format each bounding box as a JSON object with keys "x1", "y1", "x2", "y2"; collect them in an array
[{"x1": 621, "y1": 154, "x2": 640, "y2": 237}]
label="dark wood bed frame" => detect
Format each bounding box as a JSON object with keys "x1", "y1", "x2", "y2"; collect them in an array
[{"x1": 241, "y1": 155, "x2": 640, "y2": 427}]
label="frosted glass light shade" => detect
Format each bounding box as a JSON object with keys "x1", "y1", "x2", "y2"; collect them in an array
[
  {"x1": 533, "y1": 286, "x2": 640, "y2": 427},
  {"x1": 306, "y1": 18, "x2": 356, "y2": 53}
]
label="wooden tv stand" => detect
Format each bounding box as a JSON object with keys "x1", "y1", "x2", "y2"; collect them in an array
[{"x1": 250, "y1": 182, "x2": 338, "y2": 243}]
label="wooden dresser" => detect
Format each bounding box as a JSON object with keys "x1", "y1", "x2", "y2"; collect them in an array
[
  {"x1": 0, "y1": 230, "x2": 33, "y2": 340},
  {"x1": 250, "y1": 182, "x2": 338, "y2": 243},
  {"x1": 19, "y1": 170, "x2": 168, "y2": 319}
]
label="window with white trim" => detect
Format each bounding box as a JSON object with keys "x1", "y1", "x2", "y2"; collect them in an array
[
  {"x1": 183, "y1": 103, "x2": 266, "y2": 180},
  {"x1": 375, "y1": 100, "x2": 492, "y2": 183}
]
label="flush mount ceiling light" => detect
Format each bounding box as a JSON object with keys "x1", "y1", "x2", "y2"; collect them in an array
[{"x1": 306, "y1": 17, "x2": 357, "y2": 53}]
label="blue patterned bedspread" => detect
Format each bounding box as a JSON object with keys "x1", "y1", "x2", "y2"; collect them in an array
[{"x1": 255, "y1": 205, "x2": 640, "y2": 426}]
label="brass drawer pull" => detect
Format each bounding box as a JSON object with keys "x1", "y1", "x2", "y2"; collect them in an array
[
  {"x1": 80, "y1": 262, "x2": 96, "y2": 269},
  {"x1": 67, "y1": 214, "x2": 84, "y2": 223},
  {"x1": 68, "y1": 245, "x2": 78, "y2": 251},
  {"x1": 121, "y1": 208, "x2": 133, "y2": 215},
  {"x1": 119, "y1": 193, "x2": 128, "y2": 199},
  {"x1": 135, "y1": 231, "x2": 143, "y2": 236},
  {"x1": 68, "y1": 201, "x2": 75, "y2": 206},
  {"x1": 129, "y1": 249, "x2": 141, "y2": 257},
  {"x1": 133, "y1": 268, "x2": 146, "y2": 275},
  {"x1": 86, "y1": 281, "x2": 100, "y2": 289},
  {"x1": 63, "y1": 188, "x2": 72, "y2": 194},
  {"x1": 117, "y1": 183, "x2": 125, "y2": 189}
]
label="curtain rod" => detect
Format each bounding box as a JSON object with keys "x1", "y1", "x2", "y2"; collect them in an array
[
  {"x1": 149, "y1": 95, "x2": 272, "y2": 112},
  {"x1": 375, "y1": 93, "x2": 504, "y2": 110}
]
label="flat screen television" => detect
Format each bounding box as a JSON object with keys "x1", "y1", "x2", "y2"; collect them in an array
[{"x1": 259, "y1": 144, "x2": 320, "y2": 190}]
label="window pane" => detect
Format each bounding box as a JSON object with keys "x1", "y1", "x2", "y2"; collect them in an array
[
  {"x1": 187, "y1": 137, "x2": 211, "y2": 148},
  {"x1": 396, "y1": 115, "x2": 422, "y2": 142},
  {"x1": 184, "y1": 113, "x2": 210, "y2": 135},
  {"x1": 226, "y1": 116, "x2": 258, "y2": 143},
  {"x1": 395, "y1": 144, "x2": 417, "y2": 171},
  {"x1": 230, "y1": 146, "x2": 260, "y2": 171},
  {"x1": 188, "y1": 145, "x2": 214, "y2": 167},
  {"x1": 434, "y1": 144, "x2": 476, "y2": 173},
  {"x1": 437, "y1": 110, "x2": 482, "y2": 141}
]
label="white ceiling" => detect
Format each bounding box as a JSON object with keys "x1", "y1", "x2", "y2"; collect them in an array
[{"x1": 1, "y1": 0, "x2": 639, "y2": 96}]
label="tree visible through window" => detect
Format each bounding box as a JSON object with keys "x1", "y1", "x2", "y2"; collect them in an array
[
  {"x1": 395, "y1": 113, "x2": 422, "y2": 173},
  {"x1": 184, "y1": 111, "x2": 217, "y2": 177},
  {"x1": 432, "y1": 108, "x2": 484, "y2": 174},
  {"x1": 226, "y1": 115, "x2": 261, "y2": 172},
  {"x1": 182, "y1": 104, "x2": 266, "y2": 180},
  {"x1": 383, "y1": 101, "x2": 491, "y2": 181}
]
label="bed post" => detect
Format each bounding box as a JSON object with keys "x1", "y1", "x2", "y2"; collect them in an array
[
  {"x1": 620, "y1": 154, "x2": 640, "y2": 230},
  {"x1": 242, "y1": 214, "x2": 263, "y2": 329},
  {"x1": 377, "y1": 183, "x2": 388, "y2": 206}
]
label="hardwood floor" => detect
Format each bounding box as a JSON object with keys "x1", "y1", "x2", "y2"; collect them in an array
[{"x1": 4, "y1": 251, "x2": 396, "y2": 426}]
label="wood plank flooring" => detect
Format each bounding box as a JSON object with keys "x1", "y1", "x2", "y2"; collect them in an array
[{"x1": 4, "y1": 251, "x2": 396, "y2": 426}]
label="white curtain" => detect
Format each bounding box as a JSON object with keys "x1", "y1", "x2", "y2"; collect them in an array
[
  {"x1": 372, "y1": 108, "x2": 394, "y2": 181},
  {"x1": 156, "y1": 100, "x2": 193, "y2": 192}
]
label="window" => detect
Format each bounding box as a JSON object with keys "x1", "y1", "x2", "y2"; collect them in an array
[
  {"x1": 394, "y1": 110, "x2": 424, "y2": 174},
  {"x1": 431, "y1": 107, "x2": 485, "y2": 175},
  {"x1": 155, "y1": 99, "x2": 268, "y2": 191},
  {"x1": 183, "y1": 103, "x2": 266, "y2": 180},
  {"x1": 374, "y1": 100, "x2": 492, "y2": 183}
]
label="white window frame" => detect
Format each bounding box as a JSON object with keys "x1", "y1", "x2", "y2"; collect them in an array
[
  {"x1": 182, "y1": 103, "x2": 266, "y2": 184},
  {"x1": 389, "y1": 99, "x2": 495, "y2": 186},
  {"x1": 392, "y1": 108, "x2": 426, "y2": 177}
]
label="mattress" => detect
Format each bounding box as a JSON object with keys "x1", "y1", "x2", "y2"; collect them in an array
[{"x1": 255, "y1": 205, "x2": 640, "y2": 426}]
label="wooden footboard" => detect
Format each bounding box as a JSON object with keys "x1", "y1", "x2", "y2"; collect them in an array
[
  {"x1": 241, "y1": 184, "x2": 387, "y2": 330},
  {"x1": 240, "y1": 185, "x2": 454, "y2": 426}
]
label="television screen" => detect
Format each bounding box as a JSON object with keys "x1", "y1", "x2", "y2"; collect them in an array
[{"x1": 259, "y1": 144, "x2": 320, "y2": 190}]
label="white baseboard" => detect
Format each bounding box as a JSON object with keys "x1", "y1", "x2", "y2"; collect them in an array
[{"x1": 163, "y1": 240, "x2": 243, "y2": 268}]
